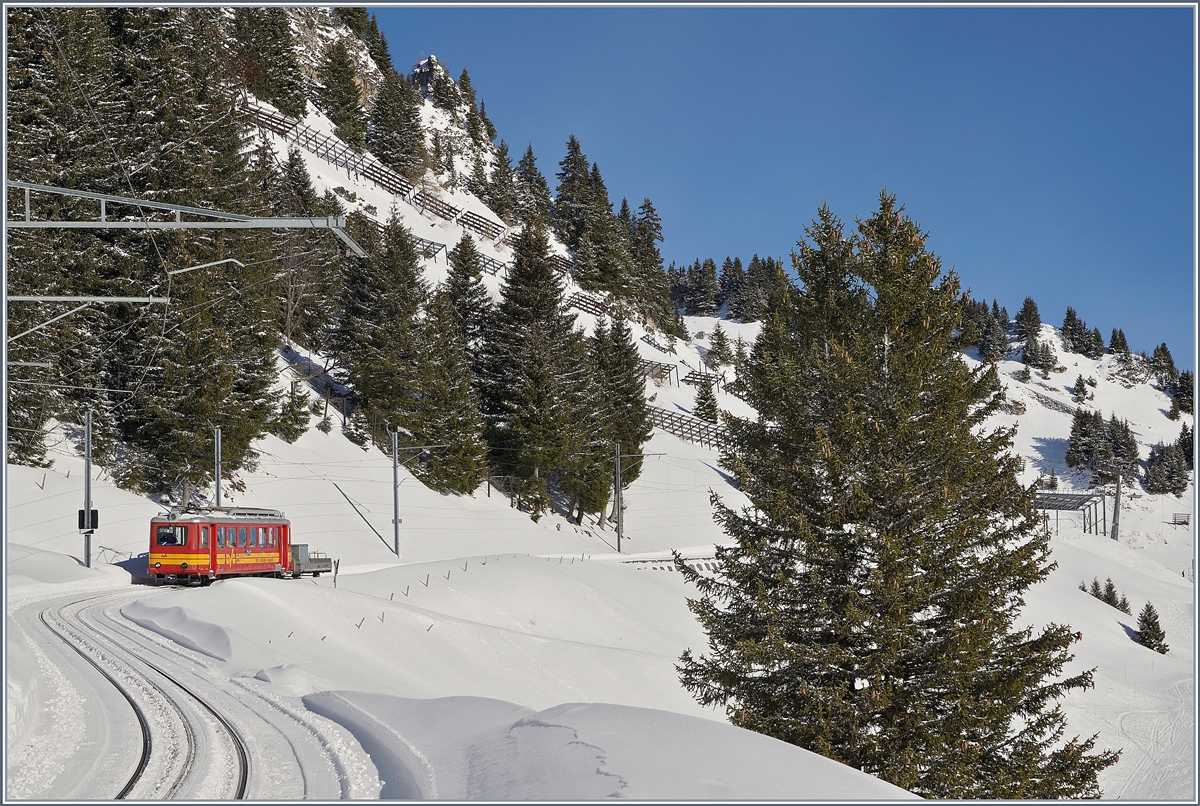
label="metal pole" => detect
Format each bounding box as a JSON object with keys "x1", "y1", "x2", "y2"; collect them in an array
[
  {"x1": 1110, "y1": 471, "x2": 1121, "y2": 541},
  {"x1": 214, "y1": 426, "x2": 222, "y2": 507},
  {"x1": 615, "y1": 443, "x2": 622, "y2": 554},
  {"x1": 391, "y1": 427, "x2": 401, "y2": 558},
  {"x1": 83, "y1": 409, "x2": 92, "y2": 567}
]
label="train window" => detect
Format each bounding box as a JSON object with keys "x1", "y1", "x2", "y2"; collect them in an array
[
  {"x1": 200, "y1": 527, "x2": 209, "y2": 549},
  {"x1": 155, "y1": 525, "x2": 187, "y2": 546},
  {"x1": 217, "y1": 527, "x2": 225, "y2": 548},
  {"x1": 269, "y1": 527, "x2": 276, "y2": 547},
  {"x1": 258, "y1": 527, "x2": 265, "y2": 547},
  {"x1": 238, "y1": 527, "x2": 247, "y2": 547}
]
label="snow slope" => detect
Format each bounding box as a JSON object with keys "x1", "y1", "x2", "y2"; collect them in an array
[
  {"x1": 7, "y1": 318, "x2": 1194, "y2": 797},
  {"x1": 5, "y1": 21, "x2": 1194, "y2": 792}
]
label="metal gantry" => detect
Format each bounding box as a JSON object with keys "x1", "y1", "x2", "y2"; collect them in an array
[{"x1": 6, "y1": 180, "x2": 367, "y2": 256}]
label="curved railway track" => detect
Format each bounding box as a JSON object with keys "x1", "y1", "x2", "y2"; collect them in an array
[{"x1": 38, "y1": 593, "x2": 250, "y2": 799}]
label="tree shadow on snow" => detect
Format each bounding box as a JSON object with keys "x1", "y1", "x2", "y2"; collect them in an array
[
  {"x1": 1119, "y1": 621, "x2": 1142, "y2": 645},
  {"x1": 1030, "y1": 436, "x2": 1070, "y2": 475}
]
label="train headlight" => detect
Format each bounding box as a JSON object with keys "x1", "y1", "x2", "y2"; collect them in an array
[
  {"x1": 180, "y1": 562, "x2": 188, "y2": 570},
  {"x1": 154, "y1": 562, "x2": 161, "y2": 569}
]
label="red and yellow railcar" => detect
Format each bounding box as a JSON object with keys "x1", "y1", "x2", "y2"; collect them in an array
[{"x1": 148, "y1": 507, "x2": 292, "y2": 585}]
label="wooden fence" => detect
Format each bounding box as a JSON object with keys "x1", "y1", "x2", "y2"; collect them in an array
[
  {"x1": 457, "y1": 209, "x2": 505, "y2": 241},
  {"x1": 411, "y1": 235, "x2": 448, "y2": 260},
  {"x1": 448, "y1": 245, "x2": 508, "y2": 276},
  {"x1": 681, "y1": 369, "x2": 724, "y2": 392},
  {"x1": 548, "y1": 254, "x2": 575, "y2": 275},
  {"x1": 648, "y1": 405, "x2": 727, "y2": 450},
  {"x1": 411, "y1": 189, "x2": 460, "y2": 221},
  {"x1": 638, "y1": 359, "x2": 677, "y2": 386},
  {"x1": 640, "y1": 333, "x2": 673, "y2": 354},
  {"x1": 564, "y1": 292, "x2": 610, "y2": 317}
]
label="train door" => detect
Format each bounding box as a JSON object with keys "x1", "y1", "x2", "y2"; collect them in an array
[
  {"x1": 217, "y1": 523, "x2": 234, "y2": 576},
  {"x1": 200, "y1": 525, "x2": 211, "y2": 575}
]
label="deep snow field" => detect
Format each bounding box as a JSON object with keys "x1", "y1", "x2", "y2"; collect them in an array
[
  {"x1": 6, "y1": 313, "x2": 1195, "y2": 800},
  {"x1": 5, "y1": 92, "x2": 1195, "y2": 800}
]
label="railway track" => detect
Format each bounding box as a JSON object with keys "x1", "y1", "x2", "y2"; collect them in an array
[{"x1": 37, "y1": 593, "x2": 250, "y2": 799}]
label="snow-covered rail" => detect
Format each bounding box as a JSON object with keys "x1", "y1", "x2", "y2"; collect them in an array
[{"x1": 35, "y1": 591, "x2": 250, "y2": 799}]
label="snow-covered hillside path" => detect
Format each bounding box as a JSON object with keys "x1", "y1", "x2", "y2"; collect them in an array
[{"x1": 7, "y1": 586, "x2": 382, "y2": 800}]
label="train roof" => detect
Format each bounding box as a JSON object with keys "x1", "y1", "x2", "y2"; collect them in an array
[{"x1": 153, "y1": 506, "x2": 287, "y2": 521}]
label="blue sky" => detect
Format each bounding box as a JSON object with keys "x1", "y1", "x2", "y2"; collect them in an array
[{"x1": 373, "y1": 6, "x2": 1195, "y2": 370}]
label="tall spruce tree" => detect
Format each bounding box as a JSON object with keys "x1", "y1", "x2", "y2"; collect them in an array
[
  {"x1": 1136, "y1": 603, "x2": 1168, "y2": 654},
  {"x1": 1109, "y1": 328, "x2": 1130, "y2": 356},
  {"x1": 444, "y1": 233, "x2": 492, "y2": 373},
  {"x1": 1014, "y1": 296, "x2": 1041, "y2": 343},
  {"x1": 231, "y1": 7, "x2": 307, "y2": 118},
  {"x1": 514, "y1": 143, "x2": 551, "y2": 224},
  {"x1": 317, "y1": 39, "x2": 366, "y2": 151},
  {"x1": 551, "y1": 135, "x2": 591, "y2": 249},
  {"x1": 488, "y1": 140, "x2": 517, "y2": 224},
  {"x1": 676, "y1": 194, "x2": 1116, "y2": 798},
  {"x1": 408, "y1": 292, "x2": 488, "y2": 494},
  {"x1": 687, "y1": 258, "x2": 720, "y2": 316},
  {"x1": 369, "y1": 68, "x2": 426, "y2": 181},
  {"x1": 333, "y1": 214, "x2": 427, "y2": 422},
  {"x1": 693, "y1": 376, "x2": 719, "y2": 423},
  {"x1": 480, "y1": 223, "x2": 589, "y2": 514},
  {"x1": 362, "y1": 13, "x2": 394, "y2": 74}
]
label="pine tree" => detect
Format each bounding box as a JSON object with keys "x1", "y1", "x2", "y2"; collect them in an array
[
  {"x1": 514, "y1": 143, "x2": 551, "y2": 225},
  {"x1": 1137, "y1": 602, "x2": 1168, "y2": 654},
  {"x1": 408, "y1": 292, "x2": 488, "y2": 494},
  {"x1": 318, "y1": 39, "x2": 366, "y2": 151},
  {"x1": 468, "y1": 152, "x2": 489, "y2": 198},
  {"x1": 272, "y1": 381, "x2": 311, "y2": 443},
  {"x1": 1179, "y1": 423, "x2": 1194, "y2": 470},
  {"x1": 231, "y1": 7, "x2": 308, "y2": 119},
  {"x1": 629, "y1": 198, "x2": 674, "y2": 328},
  {"x1": 333, "y1": 214, "x2": 427, "y2": 421},
  {"x1": 977, "y1": 313, "x2": 1009, "y2": 361},
  {"x1": 369, "y1": 68, "x2": 426, "y2": 181},
  {"x1": 444, "y1": 233, "x2": 492, "y2": 373},
  {"x1": 1109, "y1": 328, "x2": 1130, "y2": 356},
  {"x1": 604, "y1": 316, "x2": 653, "y2": 483},
  {"x1": 335, "y1": 7, "x2": 369, "y2": 36},
  {"x1": 719, "y1": 257, "x2": 746, "y2": 314},
  {"x1": 687, "y1": 258, "x2": 720, "y2": 316},
  {"x1": 1066, "y1": 408, "x2": 1115, "y2": 484},
  {"x1": 1151, "y1": 343, "x2": 1179, "y2": 389},
  {"x1": 1073, "y1": 374, "x2": 1089, "y2": 404},
  {"x1": 1102, "y1": 578, "x2": 1119, "y2": 608},
  {"x1": 1107, "y1": 414, "x2": 1139, "y2": 482},
  {"x1": 362, "y1": 13, "x2": 394, "y2": 74},
  {"x1": 693, "y1": 376, "x2": 719, "y2": 423},
  {"x1": 551, "y1": 135, "x2": 591, "y2": 249},
  {"x1": 707, "y1": 323, "x2": 733, "y2": 367},
  {"x1": 267, "y1": 147, "x2": 342, "y2": 351},
  {"x1": 479, "y1": 223, "x2": 588, "y2": 514},
  {"x1": 1014, "y1": 296, "x2": 1041, "y2": 343},
  {"x1": 478, "y1": 99, "x2": 497, "y2": 142},
  {"x1": 1087, "y1": 327, "x2": 1106, "y2": 359},
  {"x1": 1175, "y1": 370, "x2": 1193, "y2": 415},
  {"x1": 488, "y1": 140, "x2": 517, "y2": 224},
  {"x1": 430, "y1": 63, "x2": 460, "y2": 111},
  {"x1": 677, "y1": 194, "x2": 1115, "y2": 798},
  {"x1": 1061, "y1": 307, "x2": 1082, "y2": 353}
]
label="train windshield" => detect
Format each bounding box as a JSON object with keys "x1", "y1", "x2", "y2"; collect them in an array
[{"x1": 155, "y1": 525, "x2": 188, "y2": 546}]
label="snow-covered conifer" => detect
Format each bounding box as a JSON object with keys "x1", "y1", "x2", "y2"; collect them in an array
[{"x1": 677, "y1": 194, "x2": 1116, "y2": 798}]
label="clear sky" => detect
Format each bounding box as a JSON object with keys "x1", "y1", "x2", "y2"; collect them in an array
[{"x1": 373, "y1": 5, "x2": 1195, "y2": 370}]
